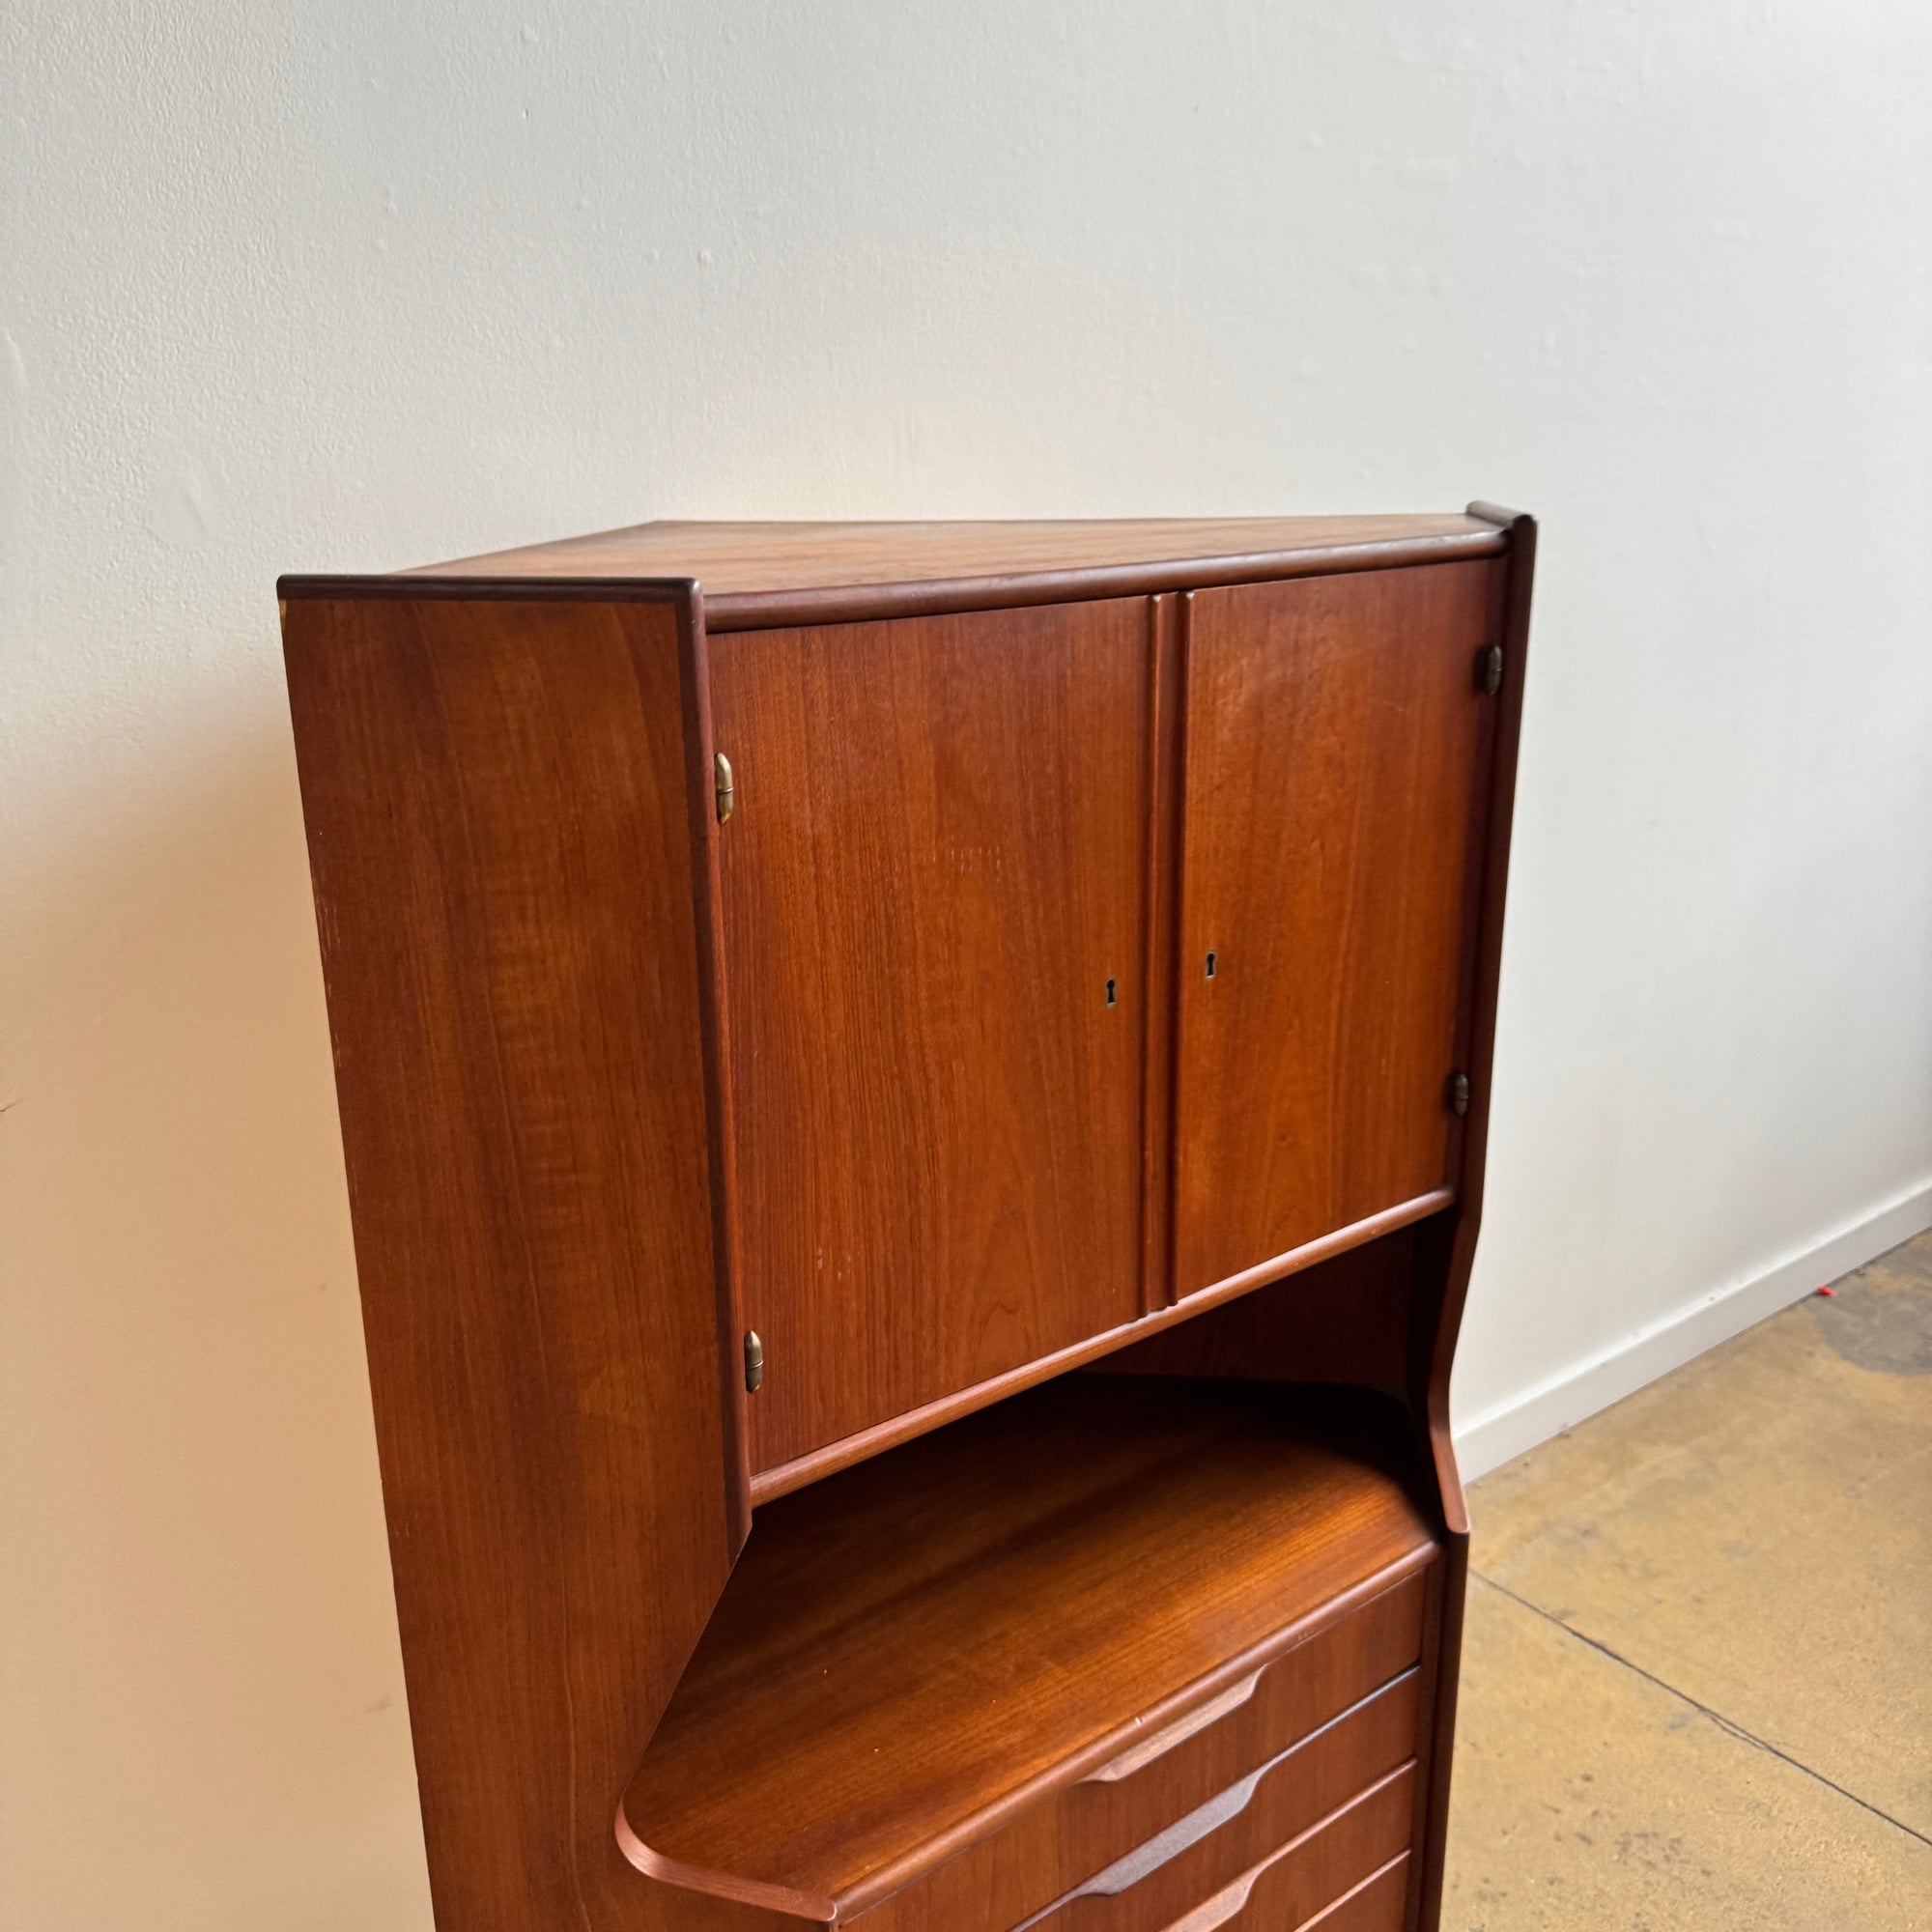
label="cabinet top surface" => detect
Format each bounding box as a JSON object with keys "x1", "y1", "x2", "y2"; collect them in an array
[
  {"x1": 282, "y1": 514, "x2": 1508, "y2": 627},
  {"x1": 409, "y1": 514, "x2": 1493, "y2": 588}
]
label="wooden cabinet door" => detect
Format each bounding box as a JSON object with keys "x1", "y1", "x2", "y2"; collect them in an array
[
  {"x1": 712, "y1": 600, "x2": 1151, "y2": 1471},
  {"x1": 1173, "y1": 563, "x2": 1498, "y2": 1298}
]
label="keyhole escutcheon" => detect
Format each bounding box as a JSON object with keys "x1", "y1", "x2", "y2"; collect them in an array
[{"x1": 1205, "y1": 951, "x2": 1218, "y2": 980}]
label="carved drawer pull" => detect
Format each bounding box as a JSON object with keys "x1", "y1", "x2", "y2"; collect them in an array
[{"x1": 1087, "y1": 1671, "x2": 1264, "y2": 1784}]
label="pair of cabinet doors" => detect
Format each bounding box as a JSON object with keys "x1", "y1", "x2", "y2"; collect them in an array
[{"x1": 711, "y1": 559, "x2": 1503, "y2": 1473}]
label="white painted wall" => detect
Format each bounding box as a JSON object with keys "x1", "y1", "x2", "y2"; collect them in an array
[{"x1": 5, "y1": 4, "x2": 1929, "y2": 1925}]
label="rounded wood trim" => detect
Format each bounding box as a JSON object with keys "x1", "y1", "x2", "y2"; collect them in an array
[
  {"x1": 275, "y1": 529, "x2": 1507, "y2": 623},
  {"x1": 697, "y1": 532, "x2": 1505, "y2": 630}
]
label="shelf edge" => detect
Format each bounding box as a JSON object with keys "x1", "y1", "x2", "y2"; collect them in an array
[{"x1": 750, "y1": 1187, "x2": 1456, "y2": 1506}]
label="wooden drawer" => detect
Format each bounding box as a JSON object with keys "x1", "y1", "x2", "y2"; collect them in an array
[
  {"x1": 1018, "y1": 1685, "x2": 1416, "y2": 1932},
  {"x1": 1299, "y1": 1852, "x2": 1409, "y2": 1932},
  {"x1": 851, "y1": 1578, "x2": 1425, "y2": 1932},
  {"x1": 1180, "y1": 1848, "x2": 1409, "y2": 1932},
  {"x1": 630, "y1": 1382, "x2": 1440, "y2": 1930}
]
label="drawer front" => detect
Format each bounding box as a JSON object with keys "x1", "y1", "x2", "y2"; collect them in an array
[
  {"x1": 1298, "y1": 1853, "x2": 1409, "y2": 1932},
  {"x1": 1183, "y1": 1849, "x2": 1409, "y2": 1932},
  {"x1": 851, "y1": 1577, "x2": 1425, "y2": 1932},
  {"x1": 1021, "y1": 1692, "x2": 1416, "y2": 1932}
]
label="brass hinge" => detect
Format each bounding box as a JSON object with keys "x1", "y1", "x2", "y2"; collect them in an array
[
  {"x1": 743, "y1": 1329, "x2": 765, "y2": 1393},
  {"x1": 1448, "y1": 1072, "x2": 1472, "y2": 1118},
  {"x1": 714, "y1": 752, "x2": 735, "y2": 823},
  {"x1": 1477, "y1": 644, "x2": 1504, "y2": 696}
]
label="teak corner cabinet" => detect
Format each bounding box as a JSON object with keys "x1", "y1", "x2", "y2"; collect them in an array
[{"x1": 280, "y1": 509, "x2": 1536, "y2": 1932}]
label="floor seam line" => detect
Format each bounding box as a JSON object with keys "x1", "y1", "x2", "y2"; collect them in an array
[{"x1": 1468, "y1": 1569, "x2": 1932, "y2": 1852}]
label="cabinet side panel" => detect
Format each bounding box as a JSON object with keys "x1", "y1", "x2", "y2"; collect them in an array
[
  {"x1": 710, "y1": 600, "x2": 1150, "y2": 1469},
  {"x1": 282, "y1": 594, "x2": 734, "y2": 1929},
  {"x1": 1410, "y1": 509, "x2": 1538, "y2": 1932},
  {"x1": 1174, "y1": 563, "x2": 1498, "y2": 1299}
]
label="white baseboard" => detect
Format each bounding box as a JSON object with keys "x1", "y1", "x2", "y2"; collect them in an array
[{"x1": 1453, "y1": 1177, "x2": 1932, "y2": 1483}]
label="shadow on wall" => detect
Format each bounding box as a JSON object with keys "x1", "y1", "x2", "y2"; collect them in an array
[{"x1": 6, "y1": 705, "x2": 434, "y2": 1930}]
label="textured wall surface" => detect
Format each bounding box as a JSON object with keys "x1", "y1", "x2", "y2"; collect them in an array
[{"x1": 4, "y1": 4, "x2": 1929, "y2": 1926}]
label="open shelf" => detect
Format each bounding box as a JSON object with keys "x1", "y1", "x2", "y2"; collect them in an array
[{"x1": 622, "y1": 1376, "x2": 1439, "y2": 1919}]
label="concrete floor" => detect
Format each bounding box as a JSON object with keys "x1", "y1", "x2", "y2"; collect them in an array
[{"x1": 1442, "y1": 1231, "x2": 1932, "y2": 1929}]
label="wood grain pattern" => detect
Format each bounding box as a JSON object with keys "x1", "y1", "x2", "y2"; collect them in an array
[
  {"x1": 681, "y1": 595, "x2": 755, "y2": 1546},
  {"x1": 1187, "y1": 1849, "x2": 1408, "y2": 1932},
  {"x1": 1174, "y1": 562, "x2": 1498, "y2": 1297},
  {"x1": 1309, "y1": 1856, "x2": 1410, "y2": 1932},
  {"x1": 852, "y1": 1584, "x2": 1427, "y2": 1932},
  {"x1": 622, "y1": 1378, "x2": 1437, "y2": 1918},
  {"x1": 280, "y1": 593, "x2": 737, "y2": 1931},
  {"x1": 710, "y1": 601, "x2": 1150, "y2": 1470},
  {"x1": 361, "y1": 516, "x2": 1504, "y2": 628},
  {"x1": 1031, "y1": 1759, "x2": 1417, "y2": 1932},
  {"x1": 747, "y1": 1190, "x2": 1452, "y2": 1505},
  {"x1": 1398, "y1": 1548, "x2": 1451, "y2": 1932},
  {"x1": 1139, "y1": 593, "x2": 1186, "y2": 1313},
  {"x1": 1408, "y1": 505, "x2": 1539, "y2": 1932},
  {"x1": 278, "y1": 512, "x2": 1538, "y2": 1932},
  {"x1": 1090, "y1": 1224, "x2": 1422, "y2": 1398},
  {"x1": 404, "y1": 515, "x2": 1493, "y2": 586}
]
